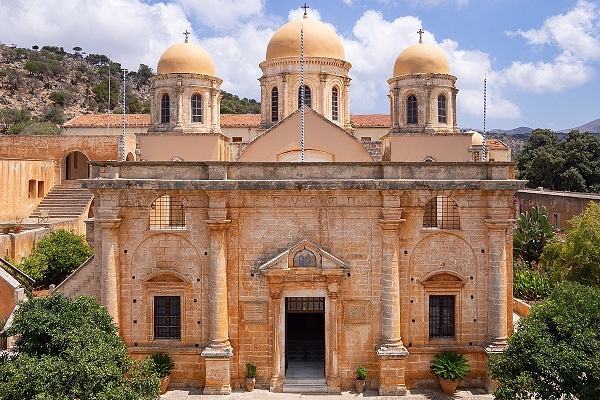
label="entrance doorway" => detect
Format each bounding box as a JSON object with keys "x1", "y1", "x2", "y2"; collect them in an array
[
  {"x1": 285, "y1": 297, "x2": 325, "y2": 380},
  {"x1": 64, "y1": 151, "x2": 90, "y2": 180}
]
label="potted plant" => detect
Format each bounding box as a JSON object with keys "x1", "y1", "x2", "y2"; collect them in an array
[
  {"x1": 355, "y1": 365, "x2": 368, "y2": 393},
  {"x1": 1, "y1": 224, "x2": 9, "y2": 234},
  {"x1": 430, "y1": 350, "x2": 471, "y2": 395},
  {"x1": 149, "y1": 353, "x2": 175, "y2": 394},
  {"x1": 11, "y1": 218, "x2": 24, "y2": 233},
  {"x1": 245, "y1": 363, "x2": 257, "y2": 391}
]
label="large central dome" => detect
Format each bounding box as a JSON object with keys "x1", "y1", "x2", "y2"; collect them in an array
[
  {"x1": 393, "y1": 43, "x2": 450, "y2": 76},
  {"x1": 266, "y1": 18, "x2": 345, "y2": 61},
  {"x1": 157, "y1": 42, "x2": 216, "y2": 76}
]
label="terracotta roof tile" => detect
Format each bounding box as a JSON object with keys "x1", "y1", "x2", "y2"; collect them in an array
[
  {"x1": 486, "y1": 139, "x2": 509, "y2": 150},
  {"x1": 220, "y1": 114, "x2": 261, "y2": 127},
  {"x1": 350, "y1": 114, "x2": 390, "y2": 127},
  {"x1": 64, "y1": 114, "x2": 150, "y2": 127}
]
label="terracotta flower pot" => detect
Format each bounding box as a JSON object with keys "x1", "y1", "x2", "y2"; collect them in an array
[
  {"x1": 355, "y1": 378, "x2": 366, "y2": 393},
  {"x1": 159, "y1": 375, "x2": 170, "y2": 394},
  {"x1": 245, "y1": 377, "x2": 256, "y2": 391},
  {"x1": 439, "y1": 377, "x2": 458, "y2": 395}
]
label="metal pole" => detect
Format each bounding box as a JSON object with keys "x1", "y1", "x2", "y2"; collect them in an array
[{"x1": 121, "y1": 68, "x2": 127, "y2": 161}]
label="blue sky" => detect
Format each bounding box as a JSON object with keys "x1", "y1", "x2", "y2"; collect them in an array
[{"x1": 1, "y1": 0, "x2": 599, "y2": 131}]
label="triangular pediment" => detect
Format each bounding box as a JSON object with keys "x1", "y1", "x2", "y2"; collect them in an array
[{"x1": 258, "y1": 239, "x2": 349, "y2": 275}]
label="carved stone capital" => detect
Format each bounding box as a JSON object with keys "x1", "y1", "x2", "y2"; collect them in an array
[
  {"x1": 96, "y1": 218, "x2": 122, "y2": 229},
  {"x1": 205, "y1": 219, "x2": 231, "y2": 232},
  {"x1": 484, "y1": 218, "x2": 513, "y2": 232},
  {"x1": 378, "y1": 219, "x2": 406, "y2": 231},
  {"x1": 376, "y1": 343, "x2": 409, "y2": 359}
]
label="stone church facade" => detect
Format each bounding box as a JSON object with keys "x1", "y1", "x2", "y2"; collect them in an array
[{"x1": 59, "y1": 12, "x2": 524, "y2": 395}]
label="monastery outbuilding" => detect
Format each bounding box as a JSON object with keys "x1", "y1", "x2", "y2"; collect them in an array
[{"x1": 58, "y1": 11, "x2": 524, "y2": 395}]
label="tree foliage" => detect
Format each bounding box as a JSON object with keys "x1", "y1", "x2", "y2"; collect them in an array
[
  {"x1": 19, "y1": 229, "x2": 93, "y2": 286},
  {"x1": 489, "y1": 283, "x2": 600, "y2": 400},
  {"x1": 513, "y1": 206, "x2": 555, "y2": 264},
  {"x1": 0, "y1": 293, "x2": 159, "y2": 400},
  {"x1": 541, "y1": 201, "x2": 600, "y2": 287},
  {"x1": 220, "y1": 90, "x2": 260, "y2": 114},
  {"x1": 517, "y1": 129, "x2": 600, "y2": 193}
]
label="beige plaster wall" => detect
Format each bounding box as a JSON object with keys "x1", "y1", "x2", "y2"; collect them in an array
[
  {"x1": 138, "y1": 135, "x2": 230, "y2": 161},
  {"x1": 238, "y1": 111, "x2": 373, "y2": 162},
  {"x1": 382, "y1": 135, "x2": 472, "y2": 162},
  {"x1": 0, "y1": 159, "x2": 55, "y2": 221}
]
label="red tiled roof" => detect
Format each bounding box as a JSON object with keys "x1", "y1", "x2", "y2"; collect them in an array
[
  {"x1": 350, "y1": 114, "x2": 390, "y2": 127},
  {"x1": 220, "y1": 114, "x2": 261, "y2": 127},
  {"x1": 486, "y1": 139, "x2": 509, "y2": 150},
  {"x1": 64, "y1": 114, "x2": 150, "y2": 127}
]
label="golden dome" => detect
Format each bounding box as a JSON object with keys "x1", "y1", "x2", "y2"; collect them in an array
[
  {"x1": 393, "y1": 43, "x2": 450, "y2": 76},
  {"x1": 157, "y1": 42, "x2": 216, "y2": 76},
  {"x1": 266, "y1": 18, "x2": 345, "y2": 60},
  {"x1": 469, "y1": 131, "x2": 484, "y2": 146}
]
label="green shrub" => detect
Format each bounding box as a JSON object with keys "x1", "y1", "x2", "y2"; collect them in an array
[
  {"x1": 245, "y1": 363, "x2": 256, "y2": 378},
  {"x1": 356, "y1": 365, "x2": 367, "y2": 380},
  {"x1": 148, "y1": 353, "x2": 174, "y2": 378},
  {"x1": 513, "y1": 261, "x2": 554, "y2": 301},
  {"x1": 430, "y1": 351, "x2": 470, "y2": 381}
]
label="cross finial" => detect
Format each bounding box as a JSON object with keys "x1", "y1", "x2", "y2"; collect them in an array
[
  {"x1": 302, "y1": 3, "x2": 309, "y2": 18},
  {"x1": 417, "y1": 28, "x2": 424, "y2": 44},
  {"x1": 183, "y1": 30, "x2": 190, "y2": 43}
]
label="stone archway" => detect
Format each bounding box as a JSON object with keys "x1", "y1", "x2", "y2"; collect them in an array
[{"x1": 64, "y1": 150, "x2": 90, "y2": 180}]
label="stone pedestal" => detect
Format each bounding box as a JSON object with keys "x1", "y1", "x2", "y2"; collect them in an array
[
  {"x1": 201, "y1": 347, "x2": 234, "y2": 395},
  {"x1": 376, "y1": 346, "x2": 409, "y2": 396}
]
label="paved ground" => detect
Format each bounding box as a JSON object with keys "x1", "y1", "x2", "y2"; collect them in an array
[{"x1": 162, "y1": 388, "x2": 495, "y2": 400}]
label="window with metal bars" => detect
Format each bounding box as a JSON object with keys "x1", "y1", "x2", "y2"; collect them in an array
[
  {"x1": 286, "y1": 297, "x2": 324, "y2": 313},
  {"x1": 331, "y1": 86, "x2": 339, "y2": 121},
  {"x1": 154, "y1": 296, "x2": 181, "y2": 339},
  {"x1": 191, "y1": 94, "x2": 202, "y2": 122},
  {"x1": 271, "y1": 87, "x2": 278, "y2": 122},
  {"x1": 438, "y1": 94, "x2": 447, "y2": 123},
  {"x1": 298, "y1": 85, "x2": 311, "y2": 108},
  {"x1": 161, "y1": 94, "x2": 170, "y2": 123},
  {"x1": 429, "y1": 295, "x2": 455, "y2": 339},
  {"x1": 407, "y1": 94, "x2": 418, "y2": 124},
  {"x1": 423, "y1": 196, "x2": 460, "y2": 230},
  {"x1": 149, "y1": 195, "x2": 185, "y2": 230}
]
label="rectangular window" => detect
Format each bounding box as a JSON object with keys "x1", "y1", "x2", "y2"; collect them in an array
[
  {"x1": 232, "y1": 137, "x2": 243, "y2": 142},
  {"x1": 28, "y1": 180, "x2": 36, "y2": 198},
  {"x1": 429, "y1": 295, "x2": 455, "y2": 339},
  {"x1": 37, "y1": 181, "x2": 45, "y2": 198},
  {"x1": 154, "y1": 296, "x2": 181, "y2": 339}
]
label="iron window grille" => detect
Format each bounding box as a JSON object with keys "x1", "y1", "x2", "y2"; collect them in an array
[
  {"x1": 154, "y1": 296, "x2": 181, "y2": 339},
  {"x1": 271, "y1": 87, "x2": 279, "y2": 122},
  {"x1": 407, "y1": 95, "x2": 418, "y2": 124},
  {"x1": 331, "y1": 87, "x2": 339, "y2": 121},
  {"x1": 149, "y1": 195, "x2": 186, "y2": 230},
  {"x1": 423, "y1": 195, "x2": 460, "y2": 230},
  {"x1": 191, "y1": 94, "x2": 202, "y2": 123},
  {"x1": 286, "y1": 297, "x2": 324, "y2": 312},
  {"x1": 161, "y1": 94, "x2": 170, "y2": 123},
  {"x1": 298, "y1": 85, "x2": 312, "y2": 108},
  {"x1": 429, "y1": 295, "x2": 455, "y2": 339},
  {"x1": 438, "y1": 94, "x2": 447, "y2": 123}
]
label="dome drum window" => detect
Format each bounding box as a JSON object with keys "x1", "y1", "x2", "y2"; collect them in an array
[
  {"x1": 271, "y1": 87, "x2": 279, "y2": 122},
  {"x1": 331, "y1": 87, "x2": 339, "y2": 121},
  {"x1": 191, "y1": 94, "x2": 202, "y2": 123},
  {"x1": 161, "y1": 94, "x2": 170, "y2": 124},
  {"x1": 298, "y1": 85, "x2": 312, "y2": 108},
  {"x1": 438, "y1": 94, "x2": 447, "y2": 124},
  {"x1": 423, "y1": 195, "x2": 460, "y2": 230},
  {"x1": 407, "y1": 95, "x2": 418, "y2": 125}
]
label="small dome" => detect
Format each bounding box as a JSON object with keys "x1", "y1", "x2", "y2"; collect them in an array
[
  {"x1": 393, "y1": 43, "x2": 450, "y2": 76},
  {"x1": 469, "y1": 131, "x2": 484, "y2": 146},
  {"x1": 157, "y1": 42, "x2": 216, "y2": 76},
  {"x1": 266, "y1": 18, "x2": 345, "y2": 61}
]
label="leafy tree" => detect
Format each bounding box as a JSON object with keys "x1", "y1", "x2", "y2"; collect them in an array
[
  {"x1": 541, "y1": 201, "x2": 600, "y2": 287},
  {"x1": 49, "y1": 89, "x2": 72, "y2": 107},
  {"x1": 489, "y1": 283, "x2": 600, "y2": 400},
  {"x1": 41, "y1": 105, "x2": 65, "y2": 125},
  {"x1": 92, "y1": 79, "x2": 119, "y2": 111},
  {"x1": 220, "y1": 90, "x2": 260, "y2": 114},
  {"x1": 513, "y1": 206, "x2": 555, "y2": 264},
  {"x1": 0, "y1": 106, "x2": 32, "y2": 134},
  {"x1": 19, "y1": 229, "x2": 93, "y2": 286},
  {"x1": 85, "y1": 53, "x2": 110, "y2": 66},
  {"x1": 0, "y1": 293, "x2": 159, "y2": 400},
  {"x1": 19, "y1": 121, "x2": 60, "y2": 135}
]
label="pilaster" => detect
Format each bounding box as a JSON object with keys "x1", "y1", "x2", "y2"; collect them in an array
[
  {"x1": 325, "y1": 276, "x2": 341, "y2": 393},
  {"x1": 96, "y1": 217, "x2": 121, "y2": 326},
  {"x1": 269, "y1": 277, "x2": 284, "y2": 392}
]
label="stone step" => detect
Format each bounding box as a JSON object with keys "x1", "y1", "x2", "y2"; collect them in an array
[
  {"x1": 283, "y1": 378, "x2": 328, "y2": 393},
  {"x1": 29, "y1": 182, "x2": 93, "y2": 221}
]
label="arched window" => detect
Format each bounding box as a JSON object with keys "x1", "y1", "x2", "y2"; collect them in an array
[
  {"x1": 407, "y1": 94, "x2": 418, "y2": 124},
  {"x1": 191, "y1": 94, "x2": 202, "y2": 123},
  {"x1": 438, "y1": 94, "x2": 447, "y2": 124},
  {"x1": 331, "y1": 87, "x2": 339, "y2": 121},
  {"x1": 161, "y1": 94, "x2": 170, "y2": 123},
  {"x1": 423, "y1": 195, "x2": 460, "y2": 230},
  {"x1": 298, "y1": 85, "x2": 311, "y2": 108},
  {"x1": 271, "y1": 87, "x2": 279, "y2": 122},
  {"x1": 150, "y1": 195, "x2": 185, "y2": 230}
]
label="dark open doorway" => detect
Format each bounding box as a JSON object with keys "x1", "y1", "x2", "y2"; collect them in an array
[{"x1": 285, "y1": 297, "x2": 325, "y2": 379}]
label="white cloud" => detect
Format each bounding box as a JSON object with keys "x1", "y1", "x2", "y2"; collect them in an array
[
  {"x1": 0, "y1": 0, "x2": 191, "y2": 72},
  {"x1": 177, "y1": 0, "x2": 265, "y2": 31},
  {"x1": 404, "y1": 0, "x2": 469, "y2": 7}
]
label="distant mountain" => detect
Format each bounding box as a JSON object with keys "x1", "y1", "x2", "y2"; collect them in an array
[
  {"x1": 558, "y1": 119, "x2": 600, "y2": 134},
  {"x1": 488, "y1": 127, "x2": 533, "y2": 136}
]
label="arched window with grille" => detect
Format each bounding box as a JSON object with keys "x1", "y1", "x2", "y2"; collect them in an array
[
  {"x1": 150, "y1": 195, "x2": 185, "y2": 230},
  {"x1": 423, "y1": 195, "x2": 460, "y2": 230},
  {"x1": 331, "y1": 86, "x2": 339, "y2": 121},
  {"x1": 271, "y1": 87, "x2": 279, "y2": 122},
  {"x1": 407, "y1": 94, "x2": 418, "y2": 124},
  {"x1": 298, "y1": 85, "x2": 311, "y2": 108},
  {"x1": 191, "y1": 94, "x2": 202, "y2": 123},
  {"x1": 161, "y1": 94, "x2": 170, "y2": 123},
  {"x1": 438, "y1": 94, "x2": 447, "y2": 124}
]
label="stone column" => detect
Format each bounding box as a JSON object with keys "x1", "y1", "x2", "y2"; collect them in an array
[
  {"x1": 391, "y1": 86, "x2": 400, "y2": 131},
  {"x1": 259, "y1": 77, "x2": 268, "y2": 127},
  {"x1": 452, "y1": 88, "x2": 458, "y2": 131},
  {"x1": 201, "y1": 215, "x2": 233, "y2": 395},
  {"x1": 343, "y1": 77, "x2": 351, "y2": 128},
  {"x1": 325, "y1": 277, "x2": 341, "y2": 393},
  {"x1": 483, "y1": 219, "x2": 512, "y2": 353},
  {"x1": 269, "y1": 277, "x2": 283, "y2": 392},
  {"x1": 319, "y1": 72, "x2": 328, "y2": 117},
  {"x1": 424, "y1": 79, "x2": 434, "y2": 134},
  {"x1": 174, "y1": 79, "x2": 183, "y2": 130},
  {"x1": 281, "y1": 73, "x2": 289, "y2": 118},
  {"x1": 96, "y1": 217, "x2": 121, "y2": 326},
  {"x1": 210, "y1": 84, "x2": 219, "y2": 130},
  {"x1": 376, "y1": 216, "x2": 409, "y2": 396}
]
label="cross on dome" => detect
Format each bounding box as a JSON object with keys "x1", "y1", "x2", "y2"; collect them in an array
[
  {"x1": 183, "y1": 30, "x2": 190, "y2": 43},
  {"x1": 417, "y1": 28, "x2": 424, "y2": 44},
  {"x1": 302, "y1": 3, "x2": 309, "y2": 18}
]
